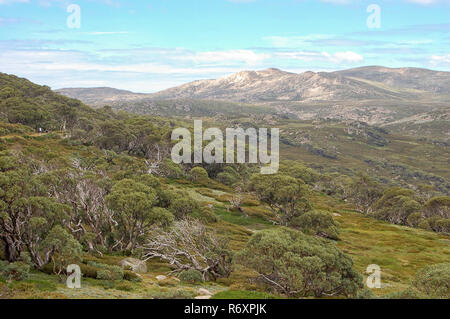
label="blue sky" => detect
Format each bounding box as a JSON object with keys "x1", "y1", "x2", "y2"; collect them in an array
[{"x1": 0, "y1": 0, "x2": 449, "y2": 92}]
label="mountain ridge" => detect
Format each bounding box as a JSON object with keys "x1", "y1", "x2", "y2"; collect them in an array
[
  {"x1": 56, "y1": 66, "x2": 450, "y2": 105},
  {"x1": 53, "y1": 66, "x2": 450, "y2": 134}
]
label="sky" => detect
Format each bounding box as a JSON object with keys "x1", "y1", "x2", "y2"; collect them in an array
[{"x1": 0, "y1": 0, "x2": 449, "y2": 93}]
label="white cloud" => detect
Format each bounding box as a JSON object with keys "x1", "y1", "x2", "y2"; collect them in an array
[
  {"x1": 264, "y1": 34, "x2": 332, "y2": 48},
  {"x1": 327, "y1": 51, "x2": 364, "y2": 63},
  {"x1": 276, "y1": 50, "x2": 363, "y2": 64},
  {"x1": 188, "y1": 50, "x2": 269, "y2": 66},
  {"x1": 430, "y1": 54, "x2": 450, "y2": 65}
]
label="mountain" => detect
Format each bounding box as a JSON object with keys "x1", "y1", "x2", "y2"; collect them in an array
[
  {"x1": 335, "y1": 66, "x2": 450, "y2": 94},
  {"x1": 55, "y1": 87, "x2": 145, "y2": 106},
  {"x1": 56, "y1": 67, "x2": 450, "y2": 105},
  {"x1": 53, "y1": 67, "x2": 450, "y2": 136},
  {"x1": 149, "y1": 67, "x2": 435, "y2": 103}
]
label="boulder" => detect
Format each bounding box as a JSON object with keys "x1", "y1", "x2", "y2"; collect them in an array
[
  {"x1": 156, "y1": 275, "x2": 167, "y2": 281},
  {"x1": 198, "y1": 288, "x2": 212, "y2": 295},
  {"x1": 118, "y1": 257, "x2": 148, "y2": 274}
]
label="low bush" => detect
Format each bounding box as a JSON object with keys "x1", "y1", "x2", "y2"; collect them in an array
[
  {"x1": 192, "y1": 207, "x2": 218, "y2": 223},
  {"x1": 235, "y1": 228, "x2": 362, "y2": 297},
  {"x1": 115, "y1": 281, "x2": 135, "y2": 292},
  {"x1": 355, "y1": 288, "x2": 377, "y2": 299},
  {"x1": 292, "y1": 210, "x2": 340, "y2": 240},
  {"x1": 383, "y1": 287, "x2": 426, "y2": 299},
  {"x1": 123, "y1": 270, "x2": 142, "y2": 282},
  {"x1": 412, "y1": 263, "x2": 450, "y2": 299},
  {"x1": 87, "y1": 261, "x2": 124, "y2": 281},
  {"x1": 178, "y1": 269, "x2": 204, "y2": 284},
  {"x1": 80, "y1": 264, "x2": 98, "y2": 279},
  {"x1": 0, "y1": 261, "x2": 30, "y2": 281},
  {"x1": 157, "y1": 277, "x2": 179, "y2": 287}
]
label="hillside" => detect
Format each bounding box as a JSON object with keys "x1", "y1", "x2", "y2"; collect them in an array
[{"x1": 0, "y1": 72, "x2": 449, "y2": 300}]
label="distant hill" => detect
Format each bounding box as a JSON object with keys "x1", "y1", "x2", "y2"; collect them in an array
[
  {"x1": 335, "y1": 66, "x2": 450, "y2": 94},
  {"x1": 0, "y1": 72, "x2": 94, "y2": 131},
  {"x1": 55, "y1": 87, "x2": 145, "y2": 106}
]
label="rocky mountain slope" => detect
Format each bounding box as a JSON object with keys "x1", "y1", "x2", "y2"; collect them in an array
[
  {"x1": 54, "y1": 67, "x2": 450, "y2": 137},
  {"x1": 57, "y1": 66, "x2": 450, "y2": 105},
  {"x1": 335, "y1": 66, "x2": 450, "y2": 94},
  {"x1": 149, "y1": 67, "x2": 437, "y2": 103}
]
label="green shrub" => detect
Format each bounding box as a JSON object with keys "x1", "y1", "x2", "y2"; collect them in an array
[
  {"x1": 115, "y1": 281, "x2": 135, "y2": 292},
  {"x1": 412, "y1": 263, "x2": 450, "y2": 299},
  {"x1": 98, "y1": 280, "x2": 115, "y2": 290},
  {"x1": 178, "y1": 269, "x2": 204, "y2": 284},
  {"x1": 80, "y1": 264, "x2": 98, "y2": 279},
  {"x1": 124, "y1": 270, "x2": 142, "y2": 282},
  {"x1": 427, "y1": 217, "x2": 450, "y2": 234},
  {"x1": 292, "y1": 210, "x2": 340, "y2": 240},
  {"x1": 418, "y1": 219, "x2": 432, "y2": 231},
  {"x1": 0, "y1": 261, "x2": 30, "y2": 281},
  {"x1": 161, "y1": 159, "x2": 184, "y2": 179},
  {"x1": 97, "y1": 269, "x2": 113, "y2": 280},
  {"x1": 422, "y1": 196, "x2": 450, "y2": 219},
  {"x1": 406, "y1": 212, "x2": 423, "y2": 228},
  {"x1": 355, "y1": 288, "x2": 377, "y2": 299},
  {"x1": 189, "y1": 167, "x2": 208, "y2": 182},
  {"x1": 193, "y1": 207, "x2": 217, "y2": 223},
  {"x1": 374, "y1": 187, "x2": 421, "y2": 225},
  {"x1": 88, "y1": 261, "x2": 124, "y2": 280},
  {"x1": 235, "y1": 227, "x2": 363, "y2": 298},
  {"x1": 216, "y1": 172, "x2": 238, "y2": 186},
  {"x1": 169, "y1": 197, "x2": 200, "y2": 219},
  {"x1": 383, "y1": 287, "x2": 426, "y2": 299}
]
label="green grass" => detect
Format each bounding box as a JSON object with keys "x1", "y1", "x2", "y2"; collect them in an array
[{"x1": 335, "y1": 210, "x2": 450, "y2": 295}]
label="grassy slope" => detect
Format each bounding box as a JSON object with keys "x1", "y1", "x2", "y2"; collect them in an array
[
  {"x1": 1, "y1": 132, "x2": 449, "y2": 299},
  {"x1": 335, "y1": 210, "x2": 450, "y2": 295}
]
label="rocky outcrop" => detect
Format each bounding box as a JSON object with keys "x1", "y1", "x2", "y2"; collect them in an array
[{"x1": 118, "y1": 257, "x2": 148, "y2": 273}]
